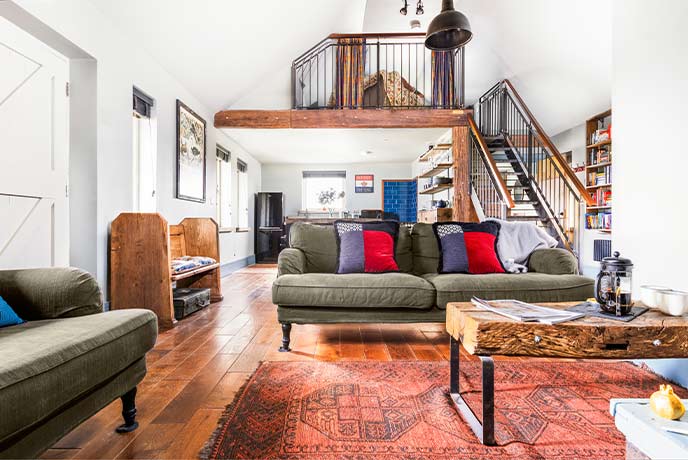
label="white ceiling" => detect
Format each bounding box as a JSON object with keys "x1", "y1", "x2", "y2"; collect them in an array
[
  {"x1": 89, "y1": 0, "x2": 611, "y2": 164},
  {"x1": 223, "y1": 128, "x2": 449, "y2": 164}
]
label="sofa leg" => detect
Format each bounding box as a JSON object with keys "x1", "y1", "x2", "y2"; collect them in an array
[
  {"x1": 279, "y1": 323, "x2": 292, "y2": 352},
  {"x1": 115, "y1": 387, "x2": 139, "y2": 433}
]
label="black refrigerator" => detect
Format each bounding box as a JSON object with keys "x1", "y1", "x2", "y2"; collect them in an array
[{"x1": 254, "y1": 192, "x2": 284, "y2": 263}]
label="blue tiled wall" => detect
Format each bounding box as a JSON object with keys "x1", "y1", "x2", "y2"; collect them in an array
[{"x1": 383, "y1": 180, "x2": 417, "y2": 223}]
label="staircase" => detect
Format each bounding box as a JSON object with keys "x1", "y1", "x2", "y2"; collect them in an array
[{"x1": 468, "y1": 80, "x2": 594, "y2": 252}]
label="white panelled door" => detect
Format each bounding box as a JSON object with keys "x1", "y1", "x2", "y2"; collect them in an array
[{"x1": 0, "y1": 17, "x2": 69, "y2": 269}]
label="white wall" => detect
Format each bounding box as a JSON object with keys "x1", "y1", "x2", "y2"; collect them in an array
[
  {"x1": 552, "y1": 123, "x2": 610, "y2": 276},
  {"x1": 613, "y1": 0, "x2": 688, "y2": 385},
  {"x1": 262, "y1": 163, "x2": 413, "y2": 216},
  {"x1": 11, "y1": 0, "x2": 262, "y2": 291},
  {"x1": 68, "y1": 58, "x2": 97, "y2": 275}
]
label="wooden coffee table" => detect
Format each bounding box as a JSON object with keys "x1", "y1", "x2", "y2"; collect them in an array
[{"x1": 445, "y1": 301, "x2": 688, "y2": 445}]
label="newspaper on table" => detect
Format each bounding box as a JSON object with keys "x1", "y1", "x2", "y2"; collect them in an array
[{"x1": 471, "y1": 297, "x2": 585, "y2": 325}]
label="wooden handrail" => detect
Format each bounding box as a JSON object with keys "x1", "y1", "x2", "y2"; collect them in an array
[
  {"x1": 503, "y1": 79, "x2": 594, "y2": 206},
  {"x1": 327, "y1": 32, "x2": 427, "y2": 39},
  {"x1": 467, "y1": 114, "x2": 515, "y2": 209}
]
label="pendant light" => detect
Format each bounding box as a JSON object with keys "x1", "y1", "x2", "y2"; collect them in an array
[{"x1": 425, "y1": 0, "x2": 472, "y2": 51}]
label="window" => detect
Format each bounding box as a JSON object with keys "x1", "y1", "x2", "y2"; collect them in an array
[
  {"x1": 216, "y1": 145, "x2": 232, "y2": 228},
  {"x1": 302, "y1": 171, "x2": 346, "y2": 211},
  {"x1": 237, "y1": 159, "x2": 249, "y2": 229},
  {"x1": 132, "y1": 87, "x2": 156, "y2": 212}
]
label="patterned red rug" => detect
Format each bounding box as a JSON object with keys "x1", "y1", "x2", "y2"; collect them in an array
[{"x1": 203, "y1": 360, "x2": 685, "y2": 459}]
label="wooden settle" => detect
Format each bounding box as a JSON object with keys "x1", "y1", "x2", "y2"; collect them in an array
[
  {"x1": 446, "y1": 302, "x2": 688, "y2": 359},
  {"x1": 110, "y1": 213, "x2": 223, "y2": 329}
]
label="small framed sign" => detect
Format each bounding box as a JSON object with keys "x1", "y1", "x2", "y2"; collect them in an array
[{"x1": 355, "y1": 174, "x2": 374, "y2": 193}]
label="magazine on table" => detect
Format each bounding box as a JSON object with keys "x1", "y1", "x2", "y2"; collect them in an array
[{"x1": 471, "y1": 297, "x2": 585, "y2": 325}]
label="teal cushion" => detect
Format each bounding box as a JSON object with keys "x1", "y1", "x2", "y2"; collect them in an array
[{"x1": 0, "y1": 296, "x2": 23, "y2": 328}]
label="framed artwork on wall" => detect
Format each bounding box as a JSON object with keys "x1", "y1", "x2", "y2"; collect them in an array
[
  {"x1": 355, "y1": 174, "x2": 374, "y2": 193},
  {"x1": 176, "y1": 99, "x2": 206, "y2": 202}
]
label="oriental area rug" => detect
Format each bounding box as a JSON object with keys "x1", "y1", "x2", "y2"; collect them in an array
[{"x1": 203, "y1": 360, "x2": 685, "y2": 460}]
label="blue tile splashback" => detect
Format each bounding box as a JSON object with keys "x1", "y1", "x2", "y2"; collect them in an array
[{"x1": 383, "y1": 180, "x2": 417, "y2": 223}]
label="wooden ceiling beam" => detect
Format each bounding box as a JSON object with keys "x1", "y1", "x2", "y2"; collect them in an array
[{"x1": 214, "y1": 109, "x2": 471, "y2": 129}]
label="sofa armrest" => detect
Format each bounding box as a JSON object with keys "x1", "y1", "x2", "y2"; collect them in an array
[
  {"x1": 0, "y1": 267, "x2": 103, "y2": 320},
  {"x1": 278, "y1": 248, "x2": 307, "y2": 276},
  {"x1": 528, "y1": 248, "x2": 579, "y2": 275}
]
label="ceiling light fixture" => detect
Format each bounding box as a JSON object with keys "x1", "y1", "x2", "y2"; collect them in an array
[
  {"x1": 410, "y1": 19, "x2": 421, "y2": 30},
  {"x1": 425, "y1": 0, "x2": 472, "y2": 51},
  {"x1": 416, "y1": 0, "x2": 424, "y2": 15},
  {"x1": 400, "y1": 0, "x2": 424, "y2": 16},
  {"x1": 400, "y1": 0, "x2": 408, "y2": 16}
]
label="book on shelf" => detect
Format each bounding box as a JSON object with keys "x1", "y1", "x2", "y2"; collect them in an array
[
  {"x1": 471, "y1": 297, "x2": 585, "y2": 325},
  {"x1": 588, "y1": 146, "x2": 612, "y2": 165},
  {"x1": 585, "y1": 211, "x2": 612, "y2": 230},
  {"x1": 587, "y1": 165, "x2": 612, "y2": 186}
]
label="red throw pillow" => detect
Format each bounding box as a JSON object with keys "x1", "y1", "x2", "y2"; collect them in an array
[
  {"x1": 362, "y1": 230, "x2": 399, "y2": 272},
  {"x1": 462, "y1": 226, "x2": 505, "y2": 274}
]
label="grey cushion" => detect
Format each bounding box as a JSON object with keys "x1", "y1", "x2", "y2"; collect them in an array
[
  {"x1": 0, "y1": 268, "x2": 102, "y2": 321},
  {"x1": 273, "y1": 273, "x2": 436, "y2": 309},
  {"x1": 0, "y1": 309, "x2": 157, "y2": 445},
  {"x1": 288, "y1": 222, "x2": 413, "y2": 274},
  {"x1": 411, "y1": 223, "x2": 441, "y2": 275},
  {"x1": 424, "y1": 273, "x2": 595, "y2": 309}
]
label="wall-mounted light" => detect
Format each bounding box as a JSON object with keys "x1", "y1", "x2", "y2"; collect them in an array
[
  {"x1": 400, "y1": 0, "x2": 408, "y2": 16},
  {"x1": 416, "y1": 1, "x2": 424, "y2": 15},
  {"x1": 410, "y1": 19, "x2": 421, "y2": 29}
]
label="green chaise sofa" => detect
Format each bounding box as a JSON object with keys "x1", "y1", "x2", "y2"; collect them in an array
[
  {"x1": 272, "y1": 222, "x2": 594, "y2": 351},
  {"x1": 0, "y1": 268, "x2": 157, "y2": 459}
]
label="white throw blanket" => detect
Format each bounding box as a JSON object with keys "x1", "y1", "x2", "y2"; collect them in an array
[{"x1": 486, "y1": 218, "x2": 558, "y2": 272}]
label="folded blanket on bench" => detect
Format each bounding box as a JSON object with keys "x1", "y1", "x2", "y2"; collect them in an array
[{"x1": 171, "y1": 256, "x2": 217, "y2": 273}]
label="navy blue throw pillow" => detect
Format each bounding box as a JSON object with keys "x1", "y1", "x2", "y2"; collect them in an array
[
  {"x1": 432, "y1": 223, "x2": 470, "y2": 273},
  {"x1": 0, "y1": 296, "x2": 24, "y2": 328}
]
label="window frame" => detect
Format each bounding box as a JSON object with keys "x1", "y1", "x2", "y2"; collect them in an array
[
  {"x1": 215, "y1": 144, "x2": 233, "y2": 232},
  {"x1": 236, "y1": 159, "x2": 250, "y2": 231},
  {"x1": 301, "y1": 170, "x2": 347, "y2": 212}
]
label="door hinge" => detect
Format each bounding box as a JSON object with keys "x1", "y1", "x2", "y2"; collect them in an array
[{"x1": 65, "y1": 82, "x2": 70, "y2": 97}]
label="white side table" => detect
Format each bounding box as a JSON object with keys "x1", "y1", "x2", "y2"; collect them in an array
[{"x1": 610, "y1": 398, "x2": 688, "y2": 460}]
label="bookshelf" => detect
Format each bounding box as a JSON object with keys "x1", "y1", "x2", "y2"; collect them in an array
[{"x1": 585, "y1": 109, "x2": 612, "y2": 232}]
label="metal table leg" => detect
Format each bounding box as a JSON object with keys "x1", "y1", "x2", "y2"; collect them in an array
[{"x1": 449, "y1": 336, "x2": 496, "y2": 445}]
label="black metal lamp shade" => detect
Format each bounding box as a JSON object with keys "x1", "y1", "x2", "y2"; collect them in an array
[{"x1": 425, "y1": 0, "x2": 472, "y2": 50}]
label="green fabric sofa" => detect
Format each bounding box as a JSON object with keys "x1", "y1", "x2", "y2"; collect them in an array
[
  {"x1": 272, "y1": 222, "x2": 594, "y2": 351},
  {"x1": 0, "y1": 268, "x2": 157, "y2": 459}
]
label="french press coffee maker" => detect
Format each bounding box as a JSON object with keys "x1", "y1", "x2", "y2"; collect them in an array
[{"x1": 595, "y1": 251, "x2": 634, "y2": 316}]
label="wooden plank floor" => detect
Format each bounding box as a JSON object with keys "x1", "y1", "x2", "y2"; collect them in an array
[{"x1": 41, "y1": 264, "x2": 555, "y2": 460}]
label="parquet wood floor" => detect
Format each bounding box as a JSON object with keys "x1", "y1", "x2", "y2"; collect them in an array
[{"x1": 42, "y1": 264, "x2": 562, "y2": 460}]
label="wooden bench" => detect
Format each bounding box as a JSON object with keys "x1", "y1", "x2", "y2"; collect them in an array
[{"x1": 110, "y1": 213, "x2": 223, "y2": 328}]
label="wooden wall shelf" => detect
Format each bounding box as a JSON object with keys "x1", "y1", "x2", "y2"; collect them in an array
[
  {"x1": 418, "y1": 143, "x2": 453, "y2": 162},
  {"x1": 418, "y1": 163, "x2": 454, "y2": 178},
  {"x1": 419, "y1": 183, "x2": 453, "y2": 195}
]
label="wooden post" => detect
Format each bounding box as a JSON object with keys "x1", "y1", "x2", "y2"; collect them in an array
[{"x1": 452, "y1": 126, "x2": 479, "y2": 222}]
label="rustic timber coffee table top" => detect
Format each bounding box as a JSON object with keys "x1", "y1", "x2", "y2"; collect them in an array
[{"x1": 446, "y1": 301, "x2": 688, "y2": 359}]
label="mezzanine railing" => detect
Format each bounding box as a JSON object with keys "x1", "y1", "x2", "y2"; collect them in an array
[{"x1": 292, "y1": 33, "x2": 465, "y2": 110}]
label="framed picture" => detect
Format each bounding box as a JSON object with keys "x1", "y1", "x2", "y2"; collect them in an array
[
  {"x1": 355, "y1": 174, "x2": 374, "y2": 193},
  {"x1": 176, "y1": 99, "x2": 206, "y2": 202}
]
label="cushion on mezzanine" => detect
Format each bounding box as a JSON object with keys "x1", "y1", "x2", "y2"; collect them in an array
[{"x1": 334, "y1": 220, "x2": 400, "y2": 274}]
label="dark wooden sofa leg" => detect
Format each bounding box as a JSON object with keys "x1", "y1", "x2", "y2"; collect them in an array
[
  {"x1": 115, "y1": 387, "x2": 139, "y2": 433},
  {"x1": 279, "y1": 323, "x2": 292, "y2": 352}
]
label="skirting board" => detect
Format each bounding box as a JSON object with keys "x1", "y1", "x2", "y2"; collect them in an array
[{"x1": 220, "y1": 255, "x2": 256, "y2": 277}]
